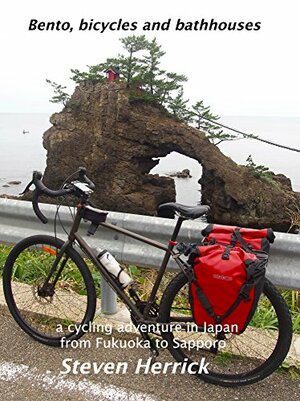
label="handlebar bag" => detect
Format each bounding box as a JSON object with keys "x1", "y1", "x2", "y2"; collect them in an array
[{"x1": 188, "y1": 225, "x2": 273, "y2": 334}]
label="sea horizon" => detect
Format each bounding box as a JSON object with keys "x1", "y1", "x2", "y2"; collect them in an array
[{"x1": 1, "y1": 113, "x2": 299, "y2": 203}]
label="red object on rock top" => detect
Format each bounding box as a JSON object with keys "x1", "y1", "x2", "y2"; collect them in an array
[{"x1": 105, "y1": 68, "x2": 120, "y2": 81}]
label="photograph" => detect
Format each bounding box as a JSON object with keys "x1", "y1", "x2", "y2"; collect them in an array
[{"x1": 0, "y1": 1, "x2": 299, "y2": 400}]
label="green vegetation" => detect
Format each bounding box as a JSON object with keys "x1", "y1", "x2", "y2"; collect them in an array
[
  {"x1": 127, "y1": 264, "x2": 176, "y2": 302},
  {"x1": 0, "y1": 243, "x2": 101, "y2": 298},
  {"x1": 0, "y1": 244, "x2": 10, "y2": 271},
  {"x1": 127, "y1": 262, "x2": 300, "y2": 333},
  {"x1": 278, "y1": 361, "x2": 300, "y2": 380},
  {"x1": 45, "y1": 79, "x2": 71, "y2": 105},
  {"x1": 246, "y1": 155, "x2": 274, "y2": 180},
  {"x1": 46, "y1": 34, "x2": 245, "y2": 145},
  {"x1": 214, "y1": 351, "x2": 234, "y2": 366},
  {"x1": 1, "y1": 244, "x2": 299, "y2": 332},
  {"x1": 244, "y1": 155, "x2": 284, "y2": 189},
  {"x1": 191, "y1": 101, "x2": 237, "y2": 145},
  {"x1": 286, "y1": 206, "x2": 300, "y2": 233}
]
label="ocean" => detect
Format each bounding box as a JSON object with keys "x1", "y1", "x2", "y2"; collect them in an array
[
  {"x1": 0, "y1": 113, "x2": 299, "y2": 205},
  {"x1": 0, "y1": 113, "x2": 49, "y2": 195}
]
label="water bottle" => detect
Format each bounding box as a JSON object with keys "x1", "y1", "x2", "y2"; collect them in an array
[{"x1": 96, "y1": 249, "x2": 133, "y2": 288}]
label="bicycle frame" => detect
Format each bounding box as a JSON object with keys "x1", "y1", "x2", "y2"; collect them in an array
[
  {"x1": 4, "y1": 173, "x2": 291, "y2": 386},
  {"x1": 55, "y1": 204, "x2": 188, "y2": 325}
]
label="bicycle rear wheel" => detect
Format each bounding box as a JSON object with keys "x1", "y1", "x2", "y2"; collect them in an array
[
  {"x1": 159, "y1": 272, "x2": 292, "y2": 386},
  {"x1": 3, "y1": 235, "x2": 96, "y2": 346}
]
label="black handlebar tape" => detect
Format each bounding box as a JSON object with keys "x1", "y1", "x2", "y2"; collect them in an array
[
  {"x1": 31, "y1": 171, "x2": 74, "y2": 224},
  {"x1": 34, "y1": 179, "x2": 74, "y2": 197},
  {"x1": 32, "y1": 189, "x2": 48, "y2": 224},
  {"x1": 31, "y1": 168, "x2": 94, "y2": 224},
  {"x1": 32, "y1": 171, "x2": 74, "y2": 197}
]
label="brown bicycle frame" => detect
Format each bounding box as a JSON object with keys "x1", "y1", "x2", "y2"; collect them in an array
[{"x1": 60, "y1": 205, "x2": 188, "y2": 324}]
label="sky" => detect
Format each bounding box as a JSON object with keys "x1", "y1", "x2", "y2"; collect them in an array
[{"x1": 1, "y1": 0, "x2": 300, "y2": 116}]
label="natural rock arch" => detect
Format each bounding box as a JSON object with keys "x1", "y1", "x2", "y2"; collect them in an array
[{"x1": 43, "y1": 81, "x2": 299, "y2": 231}]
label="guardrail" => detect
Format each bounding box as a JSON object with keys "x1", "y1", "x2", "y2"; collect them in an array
[{"x1": 0, "y1": 199, "x2": 300, "y2": 313}]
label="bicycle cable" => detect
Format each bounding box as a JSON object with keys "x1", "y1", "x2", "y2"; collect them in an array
[{"x1": 53, "y1": 169, "x2": 81, "y2": 243}]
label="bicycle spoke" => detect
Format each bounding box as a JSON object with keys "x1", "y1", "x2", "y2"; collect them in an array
[
  {"x1": 159, "y1": 273, "x2": 292, "y2": 385},
  {"x1": 3, "y1": 236, "x2": 95, "y2": 345}
]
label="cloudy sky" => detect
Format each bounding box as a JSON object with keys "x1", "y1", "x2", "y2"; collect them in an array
[{"x1": 1, "y1": 0, "x2": 299, "y2": 116}]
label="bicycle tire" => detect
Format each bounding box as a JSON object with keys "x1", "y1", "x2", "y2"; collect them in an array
[
  {"x1": 159, "y1": 272, "x2": 292, "y2": 386},
  {"x1": 3, "y1": 235, "x2": 96, "y2": 346}
]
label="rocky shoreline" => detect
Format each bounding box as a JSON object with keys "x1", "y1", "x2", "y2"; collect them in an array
[
  {"x1": 1, "y1": 180, "x2": 22, "y2": 189},
  {"x1": 38, "y1": 81, "x2": 300, "y2": 232}
]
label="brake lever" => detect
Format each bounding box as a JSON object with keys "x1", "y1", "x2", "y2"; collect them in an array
[
  {"x1": 19, "y1": 179, "x2": 34, "y2": 195},
  {"x1": 78, "y1": 166, "x2": 95, "y2": 190}
]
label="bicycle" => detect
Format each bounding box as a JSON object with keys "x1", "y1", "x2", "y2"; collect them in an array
[{"x1": 2, "y1": 167, "x2": 292, "y2": 387}]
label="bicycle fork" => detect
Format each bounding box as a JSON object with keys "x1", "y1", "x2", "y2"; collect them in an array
[{"x1": 38, "y1": 242, "x2": 71, "y2": 297}]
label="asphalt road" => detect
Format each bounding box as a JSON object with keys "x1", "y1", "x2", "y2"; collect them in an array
[{"x1": 0, "y1": 306, "x2": 299, "y2": 401}]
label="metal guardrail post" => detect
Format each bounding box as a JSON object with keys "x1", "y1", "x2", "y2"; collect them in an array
[{"x1": 100, "y1": 276, "x2": 118, "y2": 314}]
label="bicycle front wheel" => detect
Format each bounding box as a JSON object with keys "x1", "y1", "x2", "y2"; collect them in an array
[
  {"x1": 159, "y1": 272, "x2": 292, "y2": 386},
  {"x1": 3, "y1": 235, "x2": 96, "y2": 346}
]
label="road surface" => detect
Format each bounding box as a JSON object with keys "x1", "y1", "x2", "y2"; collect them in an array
[{"x1": 0, "y1": 306, "x2": 299, "y2": 401}]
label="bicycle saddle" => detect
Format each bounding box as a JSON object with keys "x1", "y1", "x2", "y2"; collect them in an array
[{"x1": 157, "y1": 202, "x2": 210, "y2": 219}]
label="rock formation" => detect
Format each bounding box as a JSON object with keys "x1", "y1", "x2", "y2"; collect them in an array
[
  {"x1": 170, "y1": 169, "x2": 192, "y2": 178},
  {"x1": 42, "y1": 81, "x2": 299, "y2": 231}
]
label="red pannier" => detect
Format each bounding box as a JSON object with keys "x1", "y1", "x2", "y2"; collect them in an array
[
  {"x1": 189, "y1": 225, "x2": 275, "y2": 334},
  {"x1": 202, "y1": 224, "x2": 275, "y2": 253}
]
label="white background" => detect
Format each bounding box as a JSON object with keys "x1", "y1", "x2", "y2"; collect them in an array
[{"x1": 1, "y1": 0, "x2": 300, "y2": 116}]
